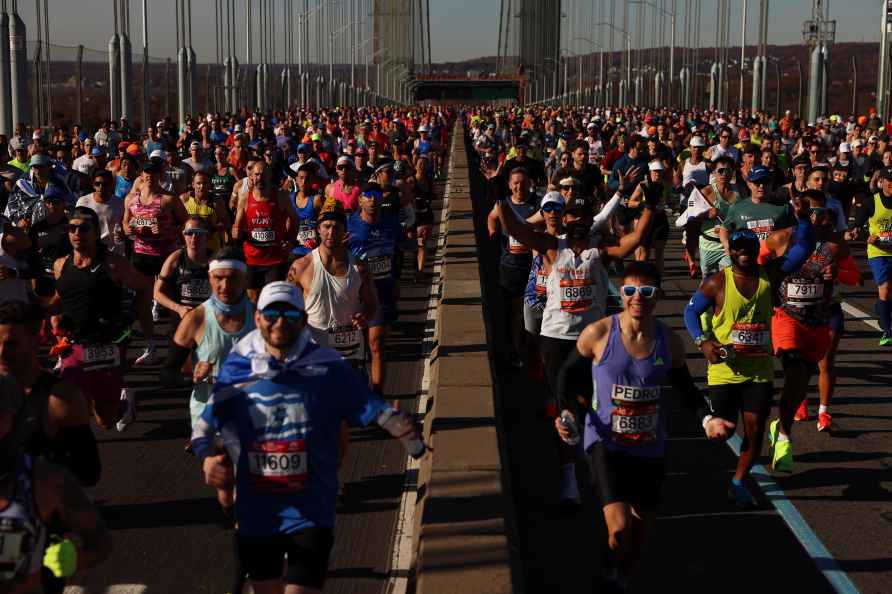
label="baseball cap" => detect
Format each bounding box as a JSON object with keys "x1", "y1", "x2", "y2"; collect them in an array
[
  {"x1": 149, "y1": 149, "x2": 166, "y2": 160},
  {"x1": 9, "y1": 137, "x2": 27, "y2": 151},
  {"x1": 539, "y1": 191, "x2": 565, "y2": 210},
  {"x1": 126, "y1": 143, "x2": 141, "y2": 156},
  {"x1": 310, "y1": 133, "x2": 322, "y2": 141},
  {"x1": 28, "y1": 154, "x2": 51, "y2": 167},
  {"x1": 747, "y1": 165, "x2": 772, "y2": 182},
  {"x1": 296, "y1": 143, "x2": 309, "y2": 153},
  {"x1": 73, "y1": 159, "x2": 94, "y2": 174},
  {"x1": 336, "y1": 155, "x2": 353, "y2": 168},
  {"x1": 648, "y1": 160, "x2": 664, "y2": 172},
  {"x1": 257, "y1": 281, "x2": 305, "y2": 311},
  {"x1": 418, "y1": 125, "x2": 430, "y2": 133},
  {"x1": 142, "y1": 159, "x2": 163, "y2": 174},
  {"x1": 852, "y1": 138, "x2": 864, "y2": 148},
  {"x1": 563, "y1": 196, "x2": 593, "y2": 215},
  {"x1": 90, "y1": 147, "x2": 105, "y2": 157},
  {"x1": 838, "y1": 142, "x2": 851, "y2": 153},
  {"x1": 190, "y1": 141, "x2": 201, "y2": 150},
  {"x1": 690, "y1": 136, "x2": 706, "y2": 148},
  {"x1": 879, "y1": 167, "x2": 892, "y2": 180},
  {"x1": 374, "y1": 159, "x2": 394, "y2": 175}
]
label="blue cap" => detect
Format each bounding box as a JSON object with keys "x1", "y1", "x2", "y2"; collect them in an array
[
  {"x1": 297, "y1": 143, "x2": 310, "y2": 153},
  {"x1": 78, "y1": 131, "x2": 89, "y2": 142},
  {"x1": 90, "y1": 147, "x2": 104, "y2": 157},
  {"x1": 43, "y1": 184, "x2": 67, "y2": 202},
  {"x1": 747, "y1": 165, "x2": 771, "y2": 182}
]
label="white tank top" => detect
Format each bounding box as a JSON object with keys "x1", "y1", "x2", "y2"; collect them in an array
[
  {"x1": 682, "y1": 159, "x2": 709, "y2": 187},
  {"x1": 540, "y1": 237, "x2": 609, "y2": 340},
  {"x1": 304, "y1": 249, "x2": 365, "y2": 360}
]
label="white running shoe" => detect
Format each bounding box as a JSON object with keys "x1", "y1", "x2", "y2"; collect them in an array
[
  {"x1": 134, "y1": 345, "x2": 158, "y2": 366},
  {"x1": 116, "y1": 388, "x2": 136, "y2": 432},
  {"x1": 151, "y1": 300, "x2": 162, "y2": 322}
]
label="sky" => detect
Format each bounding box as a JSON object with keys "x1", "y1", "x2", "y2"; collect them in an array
[{"x1": 11, "y1": 0, "x2": 886, "y2": 63}]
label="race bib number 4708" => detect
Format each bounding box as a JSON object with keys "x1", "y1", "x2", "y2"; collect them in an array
[{"x1": 247, "y1": 439, "x2": 309, "y2": 494}]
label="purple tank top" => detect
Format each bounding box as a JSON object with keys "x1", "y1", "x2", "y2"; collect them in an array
[{"x1": 584, "y1": 315, "x2": 671, "y2": 457}]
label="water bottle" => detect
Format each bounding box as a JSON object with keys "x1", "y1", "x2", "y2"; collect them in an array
[
  {"x1": 378, "y1": 408, "x2": 426, "y2": 458},
  {"x1": 559, "y1": 411, "x2": 580, "y2": 445}
]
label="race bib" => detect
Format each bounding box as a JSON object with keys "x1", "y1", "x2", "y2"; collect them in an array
[
  {"x1": 251, "y1": 228, "x2": 276, "y2": 244},
  {"x1": 535, "y1": 272, "x2": 548, "y2": 296},
  {"x1": 745, "y1": 218, "x2": 773, "y2": 240},
  {"x1": 132, "y1": 217, "x2": 157, "y2": 228},
  {"x1": 0, "y1": 522, "x2": 27, "y2": 580},
  {"x1": 369, "y1": 255, "x2": 392, "y2": 279},
  {"x1": 559, "y1": 278, "x2": 594, "y2": 314},
  {"x1": 729, "y1": 322, "x2": 769, "y2": 355},
  {"x1": 610, "y1": 384, "x2": 660, "y2": 446},
  {"x1": 181, "y1": 278, "x2": 210, "y2": 300},
  {"x1": 81, "y1": 344, "x2": 120, "y2": 371},
  {"x1": 508, "y1": 235, "x2": 530, "y2": 254},
  {"x1": 786, "y1": 282, "x2": 823, "y2": 303},
  {"x1": 329, "y1": 324, "x2": 362, "y2": 359},
  {"x1": 877, "y1": 232, "x2": 892, "y2": 245},
  {"x1": 297, "y1": 226, "x2": 317, "y2": 246},
  {"x1": 247, "y1": 439, "x2": 309, "y2": 494}
]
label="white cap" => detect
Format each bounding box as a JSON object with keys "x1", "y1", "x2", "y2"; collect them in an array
[
  {"x1": 418, "y1": 124, "x2": 430, "y2": 133},
  {"x1": 336, "y1": 155, "x2": 354, "y2": 167},
  {"x1": 586, "y1": 122, "x2": 596, "y2": 129},
  {"x1": 149, "y1": 149, "x2": 166, "y2": 160},
  {"x1": 690, "y1": 136, "x2": 706, "y2": 147},
  {"x1": 257, "y1": 281, "x2": 305, "y2": 311},
  {"x1": 838, "y1": 142, "x2": 851, "y2": 153},
  {"x1": 852, "y1": 138, "x2": 864, "y2": 148},
  {"x1": 74, "y1": 160, "x2": 94, "y2": 175},
  {"x1": 540, "y1": 191, "x2": 565, "y2": 209},
  {"x1": 648, "y1": 160, "x2": 664, "y2": 172}
]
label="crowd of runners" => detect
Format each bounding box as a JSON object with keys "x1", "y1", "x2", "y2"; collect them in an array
[
  {"x1": 0, "y1": 106, "x2": 449, "y2": 592},
  {"x1": 0, "y1": 89, "x2": 889, "y2": 591},
  {"x1": 469, "y1": 104, "x2": 891, "y2": 591}
]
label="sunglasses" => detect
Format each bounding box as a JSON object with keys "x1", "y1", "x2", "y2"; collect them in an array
[
  {"x1": 68, "y1": 223, "x2": 92, "y2": 234},
  {"x1": 715, "y1": 167, "x2": 731, "y2": 175},
  {"x1": 336, "y1": 165, "x2": 348, "y2": 170},
  {"x1": 541, "y1": 204, "x2": 563, "y2": 213},
  {"x1": 620, "y1": 285, "x2": 658, "y2": 299},
  {"x1": 750, "y1": 179, "x2": 771, "y2": 187},
  {"x1": 260, "y1": 308, "x2": 304, "y2": 324},
  {"x1": 559, "y1": 185, "x2": 574, "y2": 191},
  {"x1": 94, "y1": 181, "x2": 108, "y2": 187},
  {"x1": 183, "y1": 228, "x2": 208, "y2": 237}
]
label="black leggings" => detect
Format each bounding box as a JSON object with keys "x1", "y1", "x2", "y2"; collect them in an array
[{"x1": 539, "y1": 335, "x2": 578, "y2": 395}]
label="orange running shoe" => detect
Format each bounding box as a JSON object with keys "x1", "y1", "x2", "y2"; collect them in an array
[
  {"x1": 793, "y1": 400, "x2": 809, "y2": 422},
  {"x1": 817, "y1": 412, "x2": 832, "y2": 432}
]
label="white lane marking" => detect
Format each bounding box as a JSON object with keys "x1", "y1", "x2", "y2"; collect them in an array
[
  {"x1": 388, "y1": 126, "x2": 455, "y2": 594},
  {"x1": 840, "y1": 301, "x2": 882, "y2": 332},
  {"x1": 726, "y1": 435, "x2": 862, "y2": 594},
  {"x1": 64, "y1": 585, "x2": 147, "y2": 594}
]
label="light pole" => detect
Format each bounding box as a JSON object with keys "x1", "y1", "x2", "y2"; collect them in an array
[
  {"x1": 595, "y1": 22, "x2": 632, "y2": 104},
  {"x1": 574, "y1": 37, "x2": 605, "y2": 106},
  {"x1": 629, "y1": 0, "x2": 676, "y2": 107}
]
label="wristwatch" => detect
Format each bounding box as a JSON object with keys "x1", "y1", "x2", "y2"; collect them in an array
[{"x1": 694, "y1": 335, "x2": 708, "y2": 348}]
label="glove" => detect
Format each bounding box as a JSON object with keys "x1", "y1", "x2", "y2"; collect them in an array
[{"x1": 43, "y1": 537, "x2": 77, "y2": 578}]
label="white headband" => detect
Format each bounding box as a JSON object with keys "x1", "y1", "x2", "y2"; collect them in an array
[{"x1": 209, "y1": 259, "x2": 248, "y2": 273}]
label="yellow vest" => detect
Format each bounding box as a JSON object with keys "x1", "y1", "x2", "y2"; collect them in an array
[
  {"x1": 867, "y1": 193, "x2": 892, "y2": 259},
  {"x1": 707, "y1": 267, "x2": 774, "y2": 386}
]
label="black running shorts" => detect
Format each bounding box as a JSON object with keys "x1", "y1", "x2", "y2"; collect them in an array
[
  {"x1": 586, "y1": 442, "x2": 667, "y2": 512},
  {"x1": 238, "y1": 527, "x2": 335, "y2": 588},
  {"x1": 707, "y1": 381, "x2": 774, "y2": 421}
]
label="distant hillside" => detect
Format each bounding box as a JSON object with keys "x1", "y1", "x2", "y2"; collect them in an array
[{"x1": 431, "y1": 41, "x2": 881, "y2": 116}]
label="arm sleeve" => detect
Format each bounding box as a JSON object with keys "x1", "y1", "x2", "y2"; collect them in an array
[
  {"x1": 852, "y1": 196, "x2": 874, "y2": 229},
  {"x1": 683, "y1": 290, "x2": 714, "y2": 341},
  {"x1": 836, "y1": 254, "x2": 861, "y2": 286},
  {"x1": 779, "y1": 218, "x2": 817, "y2": 274},
  {"x1": 666, "y1": 365, "x2": 711, "y2": 422},
  {"x1": 48, "y1": 425, "x2": 101, "y2": 487},
  {"x1": 556, "y1": 348, "x2": 594, "y2": 411},
  {"x1": 591, "y1": 191, "x2": 623, "y2": 231}
]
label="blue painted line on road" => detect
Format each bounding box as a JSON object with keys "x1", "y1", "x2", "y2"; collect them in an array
[{"x1": 726, "y1": 434, "x2": 861, "y2": 594}]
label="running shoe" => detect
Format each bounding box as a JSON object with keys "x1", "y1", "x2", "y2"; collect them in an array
[
  {"x1": 879, "y1": 334, "x2": 892, "y2": 347},
  {"x1": 116, "y1": 388, "x2": 136, "y2": 432},
  {"x1": 151, "y1": 300, "x2": 162, "y2": 322},
  {"x1": 793, "y1": 400, "x2": 809, "y2": 422},
  {"x1": 134, "y1": 345, "x2": 158, "y2": 366},
  {"x1": 768, "y1": 419, "x2": 794, "y2": 473},
  {"x1": 727, "y1": 480, "x2": 757, "y2": 509},
  {"x1": 817, "y1": 411, "x2": 832, "y2": 433}
]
